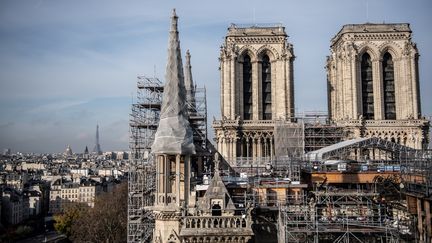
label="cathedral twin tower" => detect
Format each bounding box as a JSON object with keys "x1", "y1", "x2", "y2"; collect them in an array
[{"x1": 214, "y1": 23, "x2": 429, "y2": 160}]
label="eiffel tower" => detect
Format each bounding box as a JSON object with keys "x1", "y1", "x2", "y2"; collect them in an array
[{"x1": 93, "y1": 124, "x2": 102, "y2": 155}]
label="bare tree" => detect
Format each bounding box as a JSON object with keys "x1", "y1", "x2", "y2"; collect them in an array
[{"x1": 69, "y1": 183, "x2": 127, "y2": 243}]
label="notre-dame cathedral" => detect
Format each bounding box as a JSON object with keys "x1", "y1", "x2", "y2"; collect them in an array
[
  {"x1": 214, "y1": 22, "x2": 429, "y2": 162},
  {"x1": 143, "y1": 9, "x2": 430, "y2": 243}
]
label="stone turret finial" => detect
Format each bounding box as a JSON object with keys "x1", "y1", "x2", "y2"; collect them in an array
[
  {"x1": 184, "y1": 50, "x2": 196, "y2": 110},
  {"x1": 151, "y1": 10, "x2": 195, "y2": 155},
  {"x1": 170, "y1": 8, "x2": 178, "y2": 32}
]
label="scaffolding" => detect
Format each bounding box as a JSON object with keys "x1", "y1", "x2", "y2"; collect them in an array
[
  {"x1": 189, "y1": 86, "x2": 208, "y2": 152},
  {"x1": 128, "y1": 76, "x2": 209, "y2": 243},
  {"x1": 401, "y1": 150, "x2": 432, "y2": 198},
  {"x1": 298, "y1": 112, "x2": 347, "y2": 153},
  {"x1": 279, "y1": 190, "x2": 401, "y2": 243},
  {"x1": 207, "y1": 135, "x2": 432, "y2": 242},
  {"x1": 128, "y1": 76, "x2": 162, "y2": 243}
]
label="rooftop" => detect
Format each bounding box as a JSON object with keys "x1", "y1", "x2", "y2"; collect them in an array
[
  {"x1": 227, "y1": 23, "x2": 287, "y2": 37},
  {"x1": 331, "y1": 22, "x2": 411, "y2": 45}
]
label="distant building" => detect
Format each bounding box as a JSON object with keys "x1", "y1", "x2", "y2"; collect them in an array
[
  {"x1": 2, "y1": 148, "x2": 11, "y2": 156},
  {"x1": 64, "y1": 145, "x2": 73, "y2": 156},
  {"x1": 1, "y1": 187, "x2": 25, "y2": 225},
  {"x1": 21, "y1": 162, "x2": 46, "y2": 171},
  {"x1": 114, "y1": 151, "x2": 129, "y2": 160},
  {"x1": 83, "y1": 146, "x2": 90, "y2": 159},
  {"x1": 49, "y1": 178, "x2": 102, "y2": 214},
  {"x1": 24, "y1": 190, "x2": 42, "y2": 217},
  {"x1": 2, "y1": 172, "x2": 28, "y2": 192}
]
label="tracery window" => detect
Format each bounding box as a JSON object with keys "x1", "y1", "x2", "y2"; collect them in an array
[
  {"x1": 361, "y1": 53, "x2": 374, "y2": 119},
  {"x1": 243, "y1": 55, "x2": 253, "y2": 120},
  {"x1": 261, "y1": 55, "x2": 272, "y2": 120},
  {"x1": 382, "y1": 52, "x2": 396, "y2": 119}
]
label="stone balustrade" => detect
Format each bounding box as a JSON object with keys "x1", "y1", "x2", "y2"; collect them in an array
[
  {"x1": 364, "y1": 119, "x2": 428, "y2": 126},
  {"x1": 337, "y1": 119, "x2": 428, "y2": 127},
  {"x1": 183, "y1": 216, "x2": 249, "y2": 229},
  {"x1": 213, "y1": 119, "x2": 278, "y2": 127}
]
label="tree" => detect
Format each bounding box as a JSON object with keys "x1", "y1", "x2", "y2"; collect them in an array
[
  {"x1": 70, "y1": 183, "x2": 127, "y2": 243},
  {"x1": 54, "y1": 203, "x2": 87, "y2": 237}
]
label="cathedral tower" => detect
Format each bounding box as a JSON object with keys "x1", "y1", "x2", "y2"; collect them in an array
[
  {"x1": 213, "y1": 24, "x2": 295, "y2": 160},
  {"x1": 327, "y1": 23, "x2": 429, "y2": 149}
]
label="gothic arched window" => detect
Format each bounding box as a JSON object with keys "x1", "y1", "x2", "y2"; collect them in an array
[
  {"x1": 261, "y1": 55, "x2": 272, "y2": 120},
  {"x1": 361, "y1": 53, "x2": 374, "y2": 119},
  {"x1": 243, "y1": 55, "x2": 253, "y2": 120},
  {"x1": 382, "y1": 52, "x2": 396, "y2": 119}
]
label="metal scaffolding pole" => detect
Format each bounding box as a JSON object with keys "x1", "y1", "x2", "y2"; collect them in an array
[
  {"x1": 127, "y1": 75, "x2": 209, "y2": 243},
  {"x1": 128, "y1": 76, "x2": 162, "y2": 243}
]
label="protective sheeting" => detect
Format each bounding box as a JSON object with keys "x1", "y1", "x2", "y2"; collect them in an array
[
  {"x1": 305, "y1": 137, "x2": 368, "y2": 161},
  {"x1": 151, "y1": 9, "x2": 195, "y2": 155},
  {"x1": 306, "y1": 136, "x2": 418, "y2": 162},
  {"x1": 274, "y1": 121, "x2": 304, "y2": 158}
]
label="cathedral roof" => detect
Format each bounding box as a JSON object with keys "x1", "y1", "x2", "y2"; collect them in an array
[
  {"x1": 151, "y1": 9, "x2": 195, "y2": 155},
  {"x1": 331, "y1": 23, "x2": 411, "y2": 46},
  {"x1": 227, "y1": 23, "x2": 287, "y2": 37}
]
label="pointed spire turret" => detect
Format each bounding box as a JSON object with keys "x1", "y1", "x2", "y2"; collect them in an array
[
  {"x1": 170, "y1": 8, "x2": 178, "y2": 32},
  {"x1": 151, "y1": 9, "x2": 195, "y2": 155},
  {"x1": 184, "y1": 50, "x2": 196, "y2": 111}
]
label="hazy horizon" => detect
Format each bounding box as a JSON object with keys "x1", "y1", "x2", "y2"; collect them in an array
[{"x1": 1, "y1": 0, "x2": 431, "y2": 153}]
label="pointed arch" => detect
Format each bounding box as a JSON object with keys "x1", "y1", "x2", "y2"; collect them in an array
[
  {"x1": 242, "y1": 54, "x2": 253, "y2": 120},
  {"x1": 382, "y1": 52, "x2": 396, "y2": 119},
  {"x1": 261, "y1": 54, "x2": 272, "y2": 120},
  {"x1": 238, "y1": 46, "x2": 258, "y2": 61},
  {"x1": 257, "y1": 45, "x2": 279, "y2": 60},
  {"x1": 378, "y1": 42, "x2": 403, "y2": 59},
  {"x1": 361, "y1": 52, "x2": 374, "y2": 119},
  {"x1": 357, "y1": 44, "x2": 379, "y2": 61}
]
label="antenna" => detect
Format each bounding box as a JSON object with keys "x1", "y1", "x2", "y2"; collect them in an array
[{"x1": 153, "y1": 65, "x2": 157, "y2": 78}]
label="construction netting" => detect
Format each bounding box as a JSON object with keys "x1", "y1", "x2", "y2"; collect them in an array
[
  {"x1": 274, "y1": 121, "x2": 304, "y2": 158},
  {"x1": 151, "y1": 10, "x2": 195, "y2": 155}
]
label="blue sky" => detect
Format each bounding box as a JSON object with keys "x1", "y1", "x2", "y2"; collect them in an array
[{"x1": 0, "y1": 0, "x2": 431, "y2": 153}]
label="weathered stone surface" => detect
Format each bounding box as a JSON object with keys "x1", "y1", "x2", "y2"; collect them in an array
[
  {"x1": 214, "y1": 24, "x2": 295, "y2": 159},
  {"x1": 327, "y1": 23, "x2": 429, "y2": 149}
]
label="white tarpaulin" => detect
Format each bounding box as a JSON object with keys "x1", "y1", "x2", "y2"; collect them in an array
[{"x1": 151, "y1": 9, "x2": 195, "y2": 155}]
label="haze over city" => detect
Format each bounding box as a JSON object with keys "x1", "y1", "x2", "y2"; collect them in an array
[{"x1": 1, "y1": 0, "x2": 431, "y2": 153}]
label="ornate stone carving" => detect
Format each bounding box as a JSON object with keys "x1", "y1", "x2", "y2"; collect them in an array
[{"x1": 328, "y1": 23, "x2": 428, "y2": 149}]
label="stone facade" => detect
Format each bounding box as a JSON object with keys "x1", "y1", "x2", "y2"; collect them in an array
[
  {"x1": 180, "y1": 156, "x2": 253, "y2": 243},
  {"x1": 48, "y1": 179, "x2": 101, "y2": 214},
  {"x1": 214, "y1": 24, "x2": 295, "y2": 161},
  {"x1": 326, "y1": 23, "x2": 429, "y2": 149}
]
